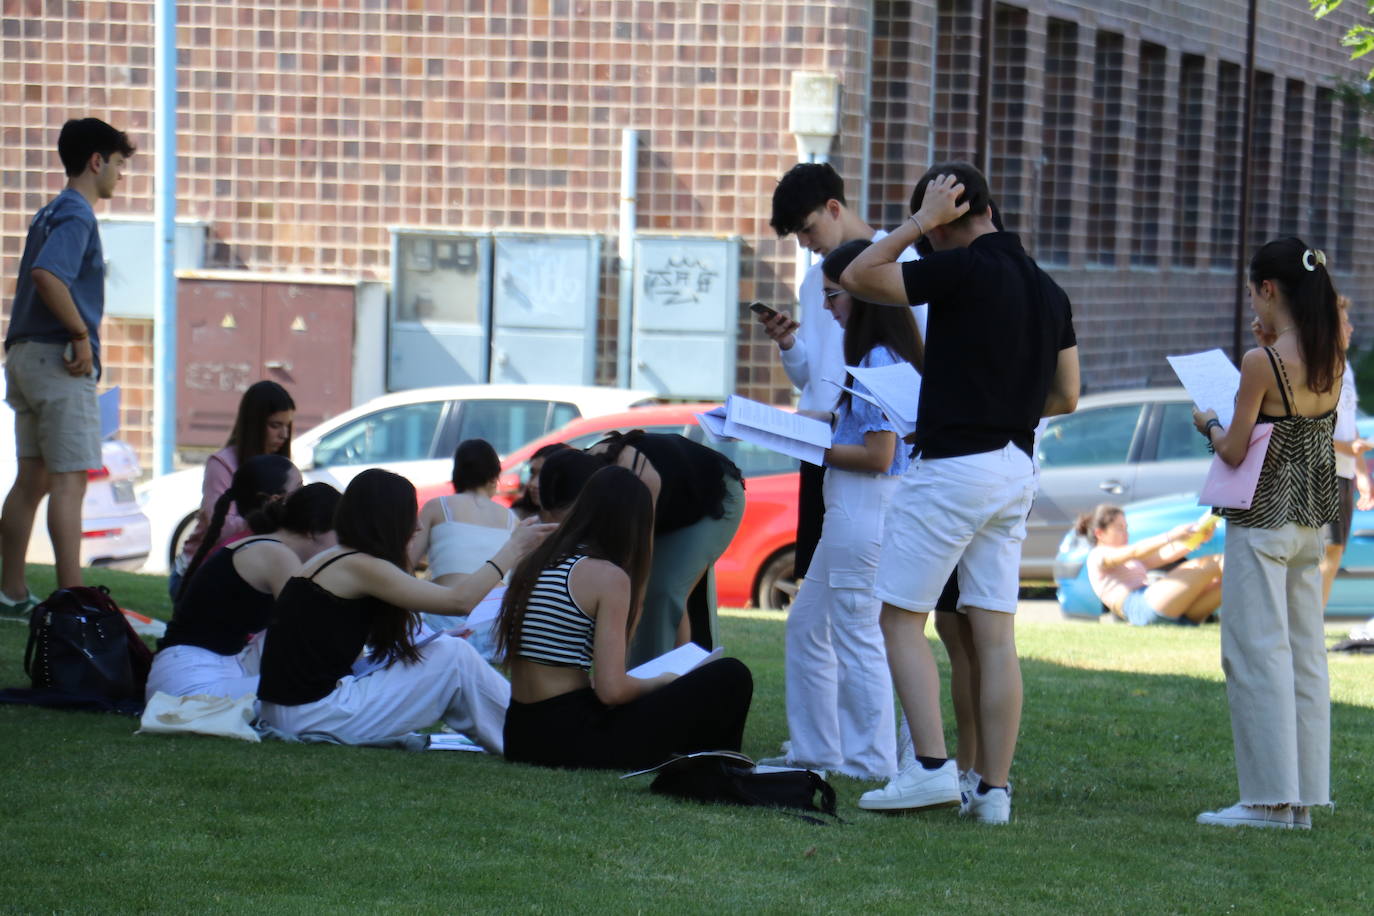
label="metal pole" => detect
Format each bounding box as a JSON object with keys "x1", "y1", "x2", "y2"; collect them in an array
[
  {"x1": 616, "y1": 129, "x2": 638, "y2": 387},
  {"x1": 975, "y1": 0, "x2": 994, "y2": 169},
  {"x1": 1234, "y1": 0, "x2": 1259, "y2": 362},
  {"x1": 152, "y1": 0, "x2": 177, "y2": 475}
]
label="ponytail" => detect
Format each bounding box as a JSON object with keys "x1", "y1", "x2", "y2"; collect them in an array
[
  {"x1": 1249, "y1": 237, "x2": 1340, "y2": 394},
  {"x1": 1075, "y1": 504, "x2": 1123, "y2": 544},
  {"x1": 177, "y1": 490, "x2": 234, "y2": 601}
]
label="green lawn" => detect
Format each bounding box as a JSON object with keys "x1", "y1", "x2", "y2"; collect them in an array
[{"x1": 1, "y1": 565, "x2": 1371, "y2": 914}]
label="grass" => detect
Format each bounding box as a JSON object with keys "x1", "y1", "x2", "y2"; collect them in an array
[{"x1": 1, "y1": 565, "x2": 1372, "y2": 914}]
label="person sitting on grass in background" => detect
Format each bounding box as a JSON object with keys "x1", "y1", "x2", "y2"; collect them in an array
[
  {"x1": 171, "y1": 380, "x2": 296, "y2": 598},
  {"x1": 147, "y1": 458, "x2": 338, "y2": 702},
  {"x1": 1078, "y1": 504, "x2": 1223, "y2": 626},
  {"x1": 256, "y1": 469, "x2": 549, "y2": 751},
  {"x1": 497, "y1": 465, "x2": 753, "y2": 770}
]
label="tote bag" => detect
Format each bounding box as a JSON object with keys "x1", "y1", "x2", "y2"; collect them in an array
[{"x1": 1198, "y1": 424, "x2": 1272, "y2": 510}]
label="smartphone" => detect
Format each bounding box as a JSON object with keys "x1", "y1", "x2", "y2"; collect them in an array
[{"x1": 748, "y1": 301, "x2": 778, "y2": 321}]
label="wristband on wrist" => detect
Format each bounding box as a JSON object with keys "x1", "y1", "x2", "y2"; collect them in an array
[
  {"x1": 1204, "y1": 418, "x2": 1222, "y2": 436},
  {"x1": 484, "y1": 558, "x2": 505, "y2": 579},
  {"x1": 907, "y1": 212, "x2": 926, "y2": 235}
]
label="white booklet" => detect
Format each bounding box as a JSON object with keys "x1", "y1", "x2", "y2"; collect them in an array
[
  {"x1": 825, "y1": 361, "x2": 922, "y2": 437},
  {"x1": 627, "y1": 643, "x2": 724, "y2": 679},
  {"x1": 694, "y1": 395, "x2": 831, "y2": 464},
  {"x1": 1167, "y1": 349, "x2": 1240, "y2": 428}
]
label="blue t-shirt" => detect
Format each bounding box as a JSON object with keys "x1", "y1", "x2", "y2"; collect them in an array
[
  {"x1": 5, "y1": 189, "x2": 104, "y2": 367},
  {"x1": 831, "y1": 345, "x2": 912, "y2": 477}
]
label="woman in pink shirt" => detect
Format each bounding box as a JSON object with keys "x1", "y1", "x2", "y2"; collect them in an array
[
  {"x1": 1080, "y1": 504, "x2": 1223, "y2": 626},
  {"x1": 169, "y1": 380, "x2": 296, "y2": 597}
]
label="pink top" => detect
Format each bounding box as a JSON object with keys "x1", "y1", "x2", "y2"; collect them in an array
[
  {"x1": 1086, "y1": 546, "x2": 1148, "y2": 614},
  {"x1": 179, "y1": 447, "x2": 248, "y2": 563}
]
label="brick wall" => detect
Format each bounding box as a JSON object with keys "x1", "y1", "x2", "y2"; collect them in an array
[{"x1": 3, "y1": 0, "x2": 1373, "y2": 466}]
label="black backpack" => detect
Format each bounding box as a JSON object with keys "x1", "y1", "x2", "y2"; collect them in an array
[
  {"x1": 628, "y1": 751, "x2": 841, "y2": 825},
  {"x1": 24, "y1": 586, "x2": 152, "y2": 700}
]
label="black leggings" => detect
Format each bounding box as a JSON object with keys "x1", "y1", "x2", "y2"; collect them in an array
[{"x1": 503, "y1": 657, "x2": 753, "y2": 770}]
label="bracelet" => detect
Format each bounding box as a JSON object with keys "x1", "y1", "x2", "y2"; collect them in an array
[
  {"x1": 1204, "y1": 418, "x2": 1222, "y2": 436},
  {"x1": 907, "y1": 213, "x2": 926, "y2": 235},
  {"x1": 484, "y1": 558, "x2": 505, "y2": 578}
]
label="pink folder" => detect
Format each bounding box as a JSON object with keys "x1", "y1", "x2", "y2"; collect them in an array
[{"x1": 1198, "y1": 424, "x2": 1273, "y2": 510}]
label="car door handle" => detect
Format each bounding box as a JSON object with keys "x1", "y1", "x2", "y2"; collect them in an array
[
  {"x1": 265, "y1": 360, "x2": 292, "y2": 371},
  {"x1": 1098, "y1": 479, "x2": 1125, "y2": 495}
]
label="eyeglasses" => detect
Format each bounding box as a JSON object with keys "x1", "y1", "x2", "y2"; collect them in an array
[{"x1": 823, "y1": 288, "x2": 846, "y2": 300}]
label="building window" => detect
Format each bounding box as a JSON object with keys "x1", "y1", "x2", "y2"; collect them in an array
[
  {"x1": 989, "y1": 4, "x2": 1029, "y2": 233},
  {"x1": 934, "y1": 0, "x2": 981, "y2": 162},
  {"x1": 1130, "y1": 43, "x2": 1167, "y2": 267},
  {"x1": 1247, "y1": 72, "x2": 1276, "y2": 253},
  {"x1": 1173, "y1": 55, "x2": 1206, "y2": 267},
  {"x1": 1210, "y1": 62, "x2": 1243, "y2": 268},
  {"x1": 868, "y1": 1, "x2": 919, "y2": 228},
  {"x1": 1038, "y1": 18, "x2": 1079, "y2": 265},
  {"x1": 1088, "y1": 31, "x2": 1125, "y2": 266},
  {"x1": 1310, "y1": 87, "x2": 1336, "y2": 252},
  {"x1": 1280, "y1": 79, "x2": 1307, "y2": 236},
  {"x1": 1338, "y1": 96, "x2": 1359, "y2": 271}
]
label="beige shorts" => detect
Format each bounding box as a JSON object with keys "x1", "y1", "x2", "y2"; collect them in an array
[{"x1": 4, "y1": 340, "x2": 101, "y2": 473}]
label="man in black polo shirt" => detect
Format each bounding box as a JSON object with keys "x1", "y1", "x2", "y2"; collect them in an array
[{"x1": 839, "y1": 163, "x2": 1079, "y2": 823}]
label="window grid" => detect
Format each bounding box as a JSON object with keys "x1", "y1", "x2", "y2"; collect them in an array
[
  {"x1": 1310, "y1": 87, "x2": 1336, "y2": 252},
  {"x1": 1173, "y1": 55, "x2": 1206, "y2": 266},
  {"x1": 1038, "y1": 18, "x2": 1078, "y2": 265},
  {"x1": 1247, "y1": 72, "x2": 1276, "y2": 253},
  {"x1": 989, "y1": 4, "x2": 1029, "y2": 234},
  {"x1": 1280, "y1": 79, "x2": 1308, "y2": 235},
  {"x1": 1210, "y1": 62, "x2": 1243, "y2": 268},
  {"x1": 1338, "y1": 96, "x2": 1359, "y2": 271},
  {"x1": 1130, "y1": 43, "x2": 1167, "y2": 266},
  {"x1": 1088, "y1": 31, "x2": 1124, "y2": 265},
  {"x1": 933, "y1": 0, "x2": 981, "y2": 162}
]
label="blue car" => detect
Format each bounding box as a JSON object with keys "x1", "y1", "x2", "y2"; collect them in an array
[{"x1": 1054, "y1": 491, "x2": 1373, "y2": 620}]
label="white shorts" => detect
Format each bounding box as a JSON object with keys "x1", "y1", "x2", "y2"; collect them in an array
[{"x1": 875, "y1": 443, "x2": 1037, "y2": 615}]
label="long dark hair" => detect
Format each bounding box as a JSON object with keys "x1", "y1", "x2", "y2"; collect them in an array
[
  {"x1": 178, "y1": 454, "x2": 298, "y2": 599},
  {"x1": 333, "y1": 469, "x2": 422, "y2": 665},
  {"x1": 822, "y1": 239, "x2": 925, "y2": 411},
  {"x1": 538, "y1": 448, "x2": 611, "y2": 516},
  {"x1": 1249, "y1": 237, "x2": 1341, "y2": 395},
  {"x1": 226, "y1": 380, "x2": 296, "y2": 464},
  {"x1": 496, "y1": 466, "x2": 654, "y2": 661}
]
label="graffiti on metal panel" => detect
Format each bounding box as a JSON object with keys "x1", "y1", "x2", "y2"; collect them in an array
[
  {"x1": 643, "y1": 257, "x2": 718, "y2": 307},
  {"x1": 185, "y1": 362, "x2": 254, "y2": 392}
]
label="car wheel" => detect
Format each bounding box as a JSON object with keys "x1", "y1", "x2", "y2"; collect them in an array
[
  {"x1": 169, "y1": 512, "x2": 197, "y2": 569},
  {"x1": 754, "y1": 547, "x2": 798, "y2": 612}
]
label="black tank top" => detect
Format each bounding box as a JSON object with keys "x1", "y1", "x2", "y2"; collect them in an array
[
  {"x1": 257, "y1": 552, "x2": 392, "y2": 706},
  {"x1": 158, "y1": 538, "x2": 281, "y2": 656}
]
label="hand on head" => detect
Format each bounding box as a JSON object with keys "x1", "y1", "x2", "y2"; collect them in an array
[{"x1": 915, "y1": 173, "x2": 971, "y2": 231}]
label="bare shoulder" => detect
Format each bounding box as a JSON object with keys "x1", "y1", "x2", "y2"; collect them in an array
[{"x1": 569, "y1": 557, "x2": 629, "y2": 590}]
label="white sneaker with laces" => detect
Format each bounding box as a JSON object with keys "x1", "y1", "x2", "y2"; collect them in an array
[
  {"x1": 1196, "y1": 803, "x2": 1293, "y2": 829},
  {"x1": 964, "y1": 784, "x2": 1012, "y2": 824},
  {"x1": 957, "y1": 769, "x2": 982, "y2": 815},
  {"x1": 858, "y1": 759, "x2": 960, "y2": 811}
]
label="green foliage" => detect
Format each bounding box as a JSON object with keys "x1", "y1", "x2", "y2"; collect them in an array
[
  {"x1": 1, "y1": 567, "x2": 1372, "y2": 913},
  {"x1": 1312, "y1": 0, "x2": 1374, "y2": 74}
]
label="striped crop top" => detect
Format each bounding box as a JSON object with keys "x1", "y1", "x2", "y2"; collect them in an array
[{"x1": 515, "y1": 554, "x2": 595, "y2": 670}]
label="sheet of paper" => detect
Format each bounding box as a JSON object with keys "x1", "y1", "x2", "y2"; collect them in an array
[
  {"x1": 844, "y1": 362, "x2": 921, "y2": 437},
  {"x1": 695, "y1": 407, "x2": 732, "y2": 442},
  {"x1": 426, "y1": 734, "x2": 486, "y2": 752},
  {"x1": 1167, "y1": 349, "x2": 1240, "y2": 428},
  {"x1": 720, "y1": 395, "x2": 830, "y2": 464},
  {"x1": 627, "y1": 643, "x2": 724, "y2": 679},
  {"x1": 464, "y1": 585, "x2": 506, "y2": 630}
]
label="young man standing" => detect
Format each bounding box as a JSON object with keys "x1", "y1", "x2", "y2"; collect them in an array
[
  {"x1": 756, "y1": 162, "x2": 922, "y2": 775},
  {"x1": 841, "y1": 163, "x2": 1079, "y2": 823},
  {"x1": 0, "y1": 118, "x2": 134, "y2": 616}
]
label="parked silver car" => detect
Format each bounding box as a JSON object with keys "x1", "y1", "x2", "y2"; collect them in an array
[{"x1": 1024, "y1": 387, "x2": 1210, "y2": 579}]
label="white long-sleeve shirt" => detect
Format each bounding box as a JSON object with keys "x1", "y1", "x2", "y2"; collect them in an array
[{"x1": 779, "y1": 228, "x2": 926, "y2": 411}]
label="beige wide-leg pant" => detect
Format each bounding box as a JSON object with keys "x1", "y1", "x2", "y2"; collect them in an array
[{"x1": 1220, "y1": 522, "x2": 1330, "y2": 807}]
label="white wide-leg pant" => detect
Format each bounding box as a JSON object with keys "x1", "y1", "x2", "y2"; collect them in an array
[
  {"x1": 1221, "y1": 522, "x2": 1330, "y2": 806},
  {"x1": 144, "y1": 637, "x2": 265, "y2": 704},
  {"x1": 784, "y1": 469, "x2": 898, "y2": 780},
  {"x1": 259, "y1": 634, "x2": 510, "y2": 753}
]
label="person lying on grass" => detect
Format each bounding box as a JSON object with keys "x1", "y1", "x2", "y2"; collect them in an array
[{"x1": 496, "y1": 465, "x2": 753, "y2": 770}]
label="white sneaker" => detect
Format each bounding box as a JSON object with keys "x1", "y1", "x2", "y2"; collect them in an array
[
  {"x1": 1349, "y1": 617, "x2": 1374, "y2": 641},
  {"x1": 964, "y1": 784, "x2": 1012, "y2": 824},
  {"x1": 957, "y1": 769, "x2": 981, "y2": 814},
  {"x1": 1196, "y1": 803, "x2": 1292, "y2": 829},
  {"x1": 858, "y1": 759, "x2": 960, "y2": 811}
]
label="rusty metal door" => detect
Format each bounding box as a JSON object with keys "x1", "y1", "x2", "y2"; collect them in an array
[{"x1": 178, "y1": 277, "x2": 355, "y2": 447}]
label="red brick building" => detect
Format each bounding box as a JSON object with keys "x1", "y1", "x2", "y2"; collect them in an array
[{"x1": 2, "y1": 0, "x2": 1370, "y2": 465}]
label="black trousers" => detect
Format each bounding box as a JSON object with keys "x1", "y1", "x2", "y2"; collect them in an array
[
  {"x1": 794, "y1": 461, "x2": 826, "y2": 580},
  {"x1": 503, "y1": 658, "x2": 753, "y2": 770}
]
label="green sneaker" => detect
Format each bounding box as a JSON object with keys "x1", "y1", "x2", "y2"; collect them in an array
[{"x1": 0, "y1": 591, "x2": 38, "y2": 621}]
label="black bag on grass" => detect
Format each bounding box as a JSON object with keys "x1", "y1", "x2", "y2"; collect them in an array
[
  {"x1": 24, "y1": 586, "x2": 151, "y2": 700},
  {"x1": 628, "y1": 751, "x2": 840, "y2": 824}
]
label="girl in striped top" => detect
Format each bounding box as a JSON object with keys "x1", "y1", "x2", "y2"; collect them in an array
[
  {"x1": 1192, "y1": 237, "x2": 1342, "y2": 830},
  {"x1": 497, "y1": 465, "x2": 753, "y2": 770}
]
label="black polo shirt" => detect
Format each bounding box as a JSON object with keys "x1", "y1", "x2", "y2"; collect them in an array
[{"x1": 900, "y1": 231, "x2": 1076, "y2": 459}]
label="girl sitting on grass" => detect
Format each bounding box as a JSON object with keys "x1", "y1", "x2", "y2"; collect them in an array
[{"x1": 497, "y1": 465, "x2": 753, "y2": 770}]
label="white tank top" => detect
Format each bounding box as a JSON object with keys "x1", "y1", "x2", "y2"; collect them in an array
[{"x1": 427, "y1": 496, "x2": 517, "y2": 579}]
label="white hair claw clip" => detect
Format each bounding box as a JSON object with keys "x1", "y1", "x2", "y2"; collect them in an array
[{"x1": 1302, "y1": 248, "x2": 1327, "y2": 271}]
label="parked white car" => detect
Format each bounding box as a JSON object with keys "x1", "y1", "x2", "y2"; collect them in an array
[
  {"x1": 0, "y1": 376, "x2": 151, "y2": 570},
  {"x1": 136, "y1": 383, "x2": 656, "y2": 574}
]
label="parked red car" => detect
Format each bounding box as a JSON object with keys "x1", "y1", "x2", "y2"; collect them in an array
[{"x1": 415, "y1": 403, "x2": 801, "y2": 610}]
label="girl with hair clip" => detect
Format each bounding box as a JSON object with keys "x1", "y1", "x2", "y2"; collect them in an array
[
  {"x1": 1192, "y1": 237, "x2": 1343, "y2": 830},
  {"x1": 498, "y1": 465, "x2": 753, "y2": 769},
  {"x1": 764, "y1": 238, "x2": 923, "y2": 780},
  {"x1": 171, "y1": 380, "x2": 296, "y2": 597},
  {"x1": 256, "y1": 469, "x2": 547, "y2": 751},
  {"x1": 147, "y1": 458, "x2": 338, "y2": 701}
]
